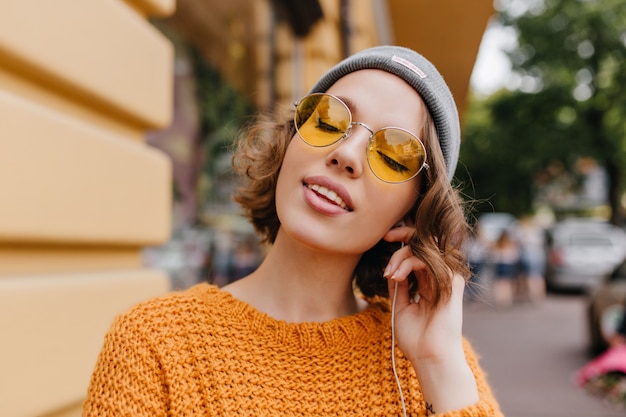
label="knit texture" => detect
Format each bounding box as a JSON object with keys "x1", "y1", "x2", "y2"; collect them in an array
[
  {"x1": 309, "y1": 45, "x2": 461, "y2": 180},
  {"x1": 83, "y1": 284, "x2": 503, "y2": 417}
]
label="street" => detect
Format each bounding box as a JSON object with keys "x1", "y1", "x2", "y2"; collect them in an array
[{"x1": 464, "y1": 293, "x2": 624, "y2": 417}]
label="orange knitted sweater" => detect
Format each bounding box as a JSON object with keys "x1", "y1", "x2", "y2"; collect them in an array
[{"x1": 83, "y1": 284, "x2": 503, "y2": 417}]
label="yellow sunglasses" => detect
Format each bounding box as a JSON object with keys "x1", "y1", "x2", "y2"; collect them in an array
[{"x1": 294, "y1": 93, "x2": 429, "y2": 183}]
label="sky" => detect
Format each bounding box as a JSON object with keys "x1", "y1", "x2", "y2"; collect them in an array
[{"x1": 469, "y1": 20, "x2": 518, "y2": 95}]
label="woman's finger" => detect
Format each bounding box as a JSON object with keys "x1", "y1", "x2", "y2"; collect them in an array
[
  {"x1": 383, "y1": 244, "x2": 412, "y2": 279},
  {"x1": 394, "y1": 256, "x2": 428, "y2": 282},
  {"x1": 387, "y1": 271, "x2": 411, "y2": 307}
]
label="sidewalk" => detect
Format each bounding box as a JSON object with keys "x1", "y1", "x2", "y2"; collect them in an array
[{"x1": 463, "y1": 295, "x2": 624, "y2": 417}]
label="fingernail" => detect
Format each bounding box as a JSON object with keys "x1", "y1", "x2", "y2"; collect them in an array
[{"x1": 383, "y1": 265, "x2": 391, "y2": 278}]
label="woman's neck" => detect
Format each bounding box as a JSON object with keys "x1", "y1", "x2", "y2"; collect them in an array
[{"x1": 222, "y1": 230, "x2": 367, "y2": 323}]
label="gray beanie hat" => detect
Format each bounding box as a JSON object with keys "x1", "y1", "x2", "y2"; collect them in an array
[{"x1": 309, "y1": 45, "x2": 460, "y2": 180}]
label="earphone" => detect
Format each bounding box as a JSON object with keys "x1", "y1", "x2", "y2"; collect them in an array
[
  {"x1": 392, "y1": 280, "x2": 408, "y2": 417},
  {"x1": 390, "y1": 220, "x2": 408, "y2": 417}
]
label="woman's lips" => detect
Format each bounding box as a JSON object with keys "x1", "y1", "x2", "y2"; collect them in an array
[
  {"x1": 306, "y1": 183, "x2": 350, "y2": 210},
  {"x1": 302, "y1": 176, "x2": 354, "y2": 214}
]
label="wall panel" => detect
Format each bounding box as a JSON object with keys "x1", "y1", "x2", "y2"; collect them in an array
[
  {"x1": 0, "y1": 90, "x2": 171, "y2": 245},
  {"x1": 0, "y1": 1, "x2": 175, "y2": 415},
  {"x1": 0, "y1": 270, "x2": 170, "y2": 417},
  {"x1": 0, "y1": 0, "x2": 173, "y2": 129}
]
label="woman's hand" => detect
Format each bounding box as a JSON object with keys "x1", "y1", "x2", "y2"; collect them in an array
[
  {"x1": 383, "y1": 225, "x2": 479, "y2": 413},
  {"x1": 383, "y1": 225, "x2": 465, "y2": 363}
]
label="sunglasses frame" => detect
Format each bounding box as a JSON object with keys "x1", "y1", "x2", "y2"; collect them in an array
[{"x1": 293, "y1": 93, "x2": 430, "y2": 184}]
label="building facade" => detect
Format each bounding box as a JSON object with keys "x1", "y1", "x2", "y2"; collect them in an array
[{"x1": 0, "y1": 1, "x2": 493, "y2": 415}]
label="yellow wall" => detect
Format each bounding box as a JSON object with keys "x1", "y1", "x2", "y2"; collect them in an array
[{"x1": 0, "y1": 1, "x2": 175, "y2": 416}]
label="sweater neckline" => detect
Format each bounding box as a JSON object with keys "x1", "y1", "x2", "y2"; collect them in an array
[{"x1": 195, "y1": 284, "x2": 391, "y2": 350}]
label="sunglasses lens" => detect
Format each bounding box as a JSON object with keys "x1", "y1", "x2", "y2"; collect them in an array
[
  {"x1": 295, "y1": 94, "x2": 351, "y2": 146},
  {"x1": 368, "y1": 129, "x2": 426, "y2": 182}
]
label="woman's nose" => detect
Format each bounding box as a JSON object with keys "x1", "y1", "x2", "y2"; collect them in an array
[{"x1": 325, "y1": 125, "x2": 371, "y2": 178}]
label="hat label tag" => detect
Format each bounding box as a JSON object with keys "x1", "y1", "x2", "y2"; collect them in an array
[{"x1": 392, "y1": 55, "x2": 427, "y2": 79}]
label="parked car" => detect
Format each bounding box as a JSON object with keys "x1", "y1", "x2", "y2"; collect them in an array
[
  {"x1": 544, "y1": 218, "x2": 626, "y2": 291},
  {"x1": 587, "y1": 258, "x2": 626, "y2": 355}
]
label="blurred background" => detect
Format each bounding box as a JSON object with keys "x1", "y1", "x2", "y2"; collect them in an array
[{"x1": 2, "y1": 0, "x2": 626, "y2": 416}]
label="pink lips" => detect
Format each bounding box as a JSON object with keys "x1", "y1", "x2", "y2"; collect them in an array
[{"x1": 303, "y1": 176, "x2": 354, "y2": 215}]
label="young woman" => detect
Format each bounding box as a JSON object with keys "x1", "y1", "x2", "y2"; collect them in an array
[{"x1": 83, "y1": 46, "x2": 503, "y2": 417}]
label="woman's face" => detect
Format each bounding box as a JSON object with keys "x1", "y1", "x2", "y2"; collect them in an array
[{"x1": 275, "y1": 69, "x2": 429, "y2": 255}]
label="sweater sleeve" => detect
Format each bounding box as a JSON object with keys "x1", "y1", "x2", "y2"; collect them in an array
[
  {"x1": 82, "y1": 310, "x2": 169, "y2": 417},
  {"x1": 433, "y1": 338, "x2": 505, "y2": 417}
]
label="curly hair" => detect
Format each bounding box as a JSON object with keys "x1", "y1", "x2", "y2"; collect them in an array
[{"x1": 231, "y1": 111, "x2": 470, "y2": 309}]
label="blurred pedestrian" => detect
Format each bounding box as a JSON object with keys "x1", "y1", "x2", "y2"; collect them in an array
[
  {"x1": 491, "y1": 229, "x2": 521, "y2": 308},
  {"x1": 83, "y1": 46, "x2": 502, "y2": 416},
  {"x1": 576, "y1": 306, "x2": 626, "y2": 409},
  {"x1": 515, "y1": 215, "x2": 546, "y2": 304}
]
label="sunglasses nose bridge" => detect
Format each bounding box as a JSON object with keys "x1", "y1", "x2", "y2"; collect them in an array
[{"x1": 350, "y1": 121, "x2": 374, "y2": 138}]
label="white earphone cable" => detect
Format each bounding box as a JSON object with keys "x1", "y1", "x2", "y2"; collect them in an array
[{"x1": 391, "y1": 281, "x2": 408, "y2": 417}]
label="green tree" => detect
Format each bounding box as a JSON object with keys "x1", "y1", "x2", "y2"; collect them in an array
[
  {"x1": 191, "y1": 48, "x2": 255, "y2": 218},
  {"x1": 459, "y1": 0, "x2": 626, "y2": 224}
]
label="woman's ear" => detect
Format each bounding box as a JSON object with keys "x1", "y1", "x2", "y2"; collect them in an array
[
  {"x1": 389, "y1": 216, "x2": 413, "y2": 233},
  {"x1": 398, "y1": 214, "x2": 416, "y2": 228},
  {"x1": 393, "y1": 220, "x2": 406, "y2": 229},
  {"x1": 389, "y1": 213, "x2": 414, "y2": 234}
]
